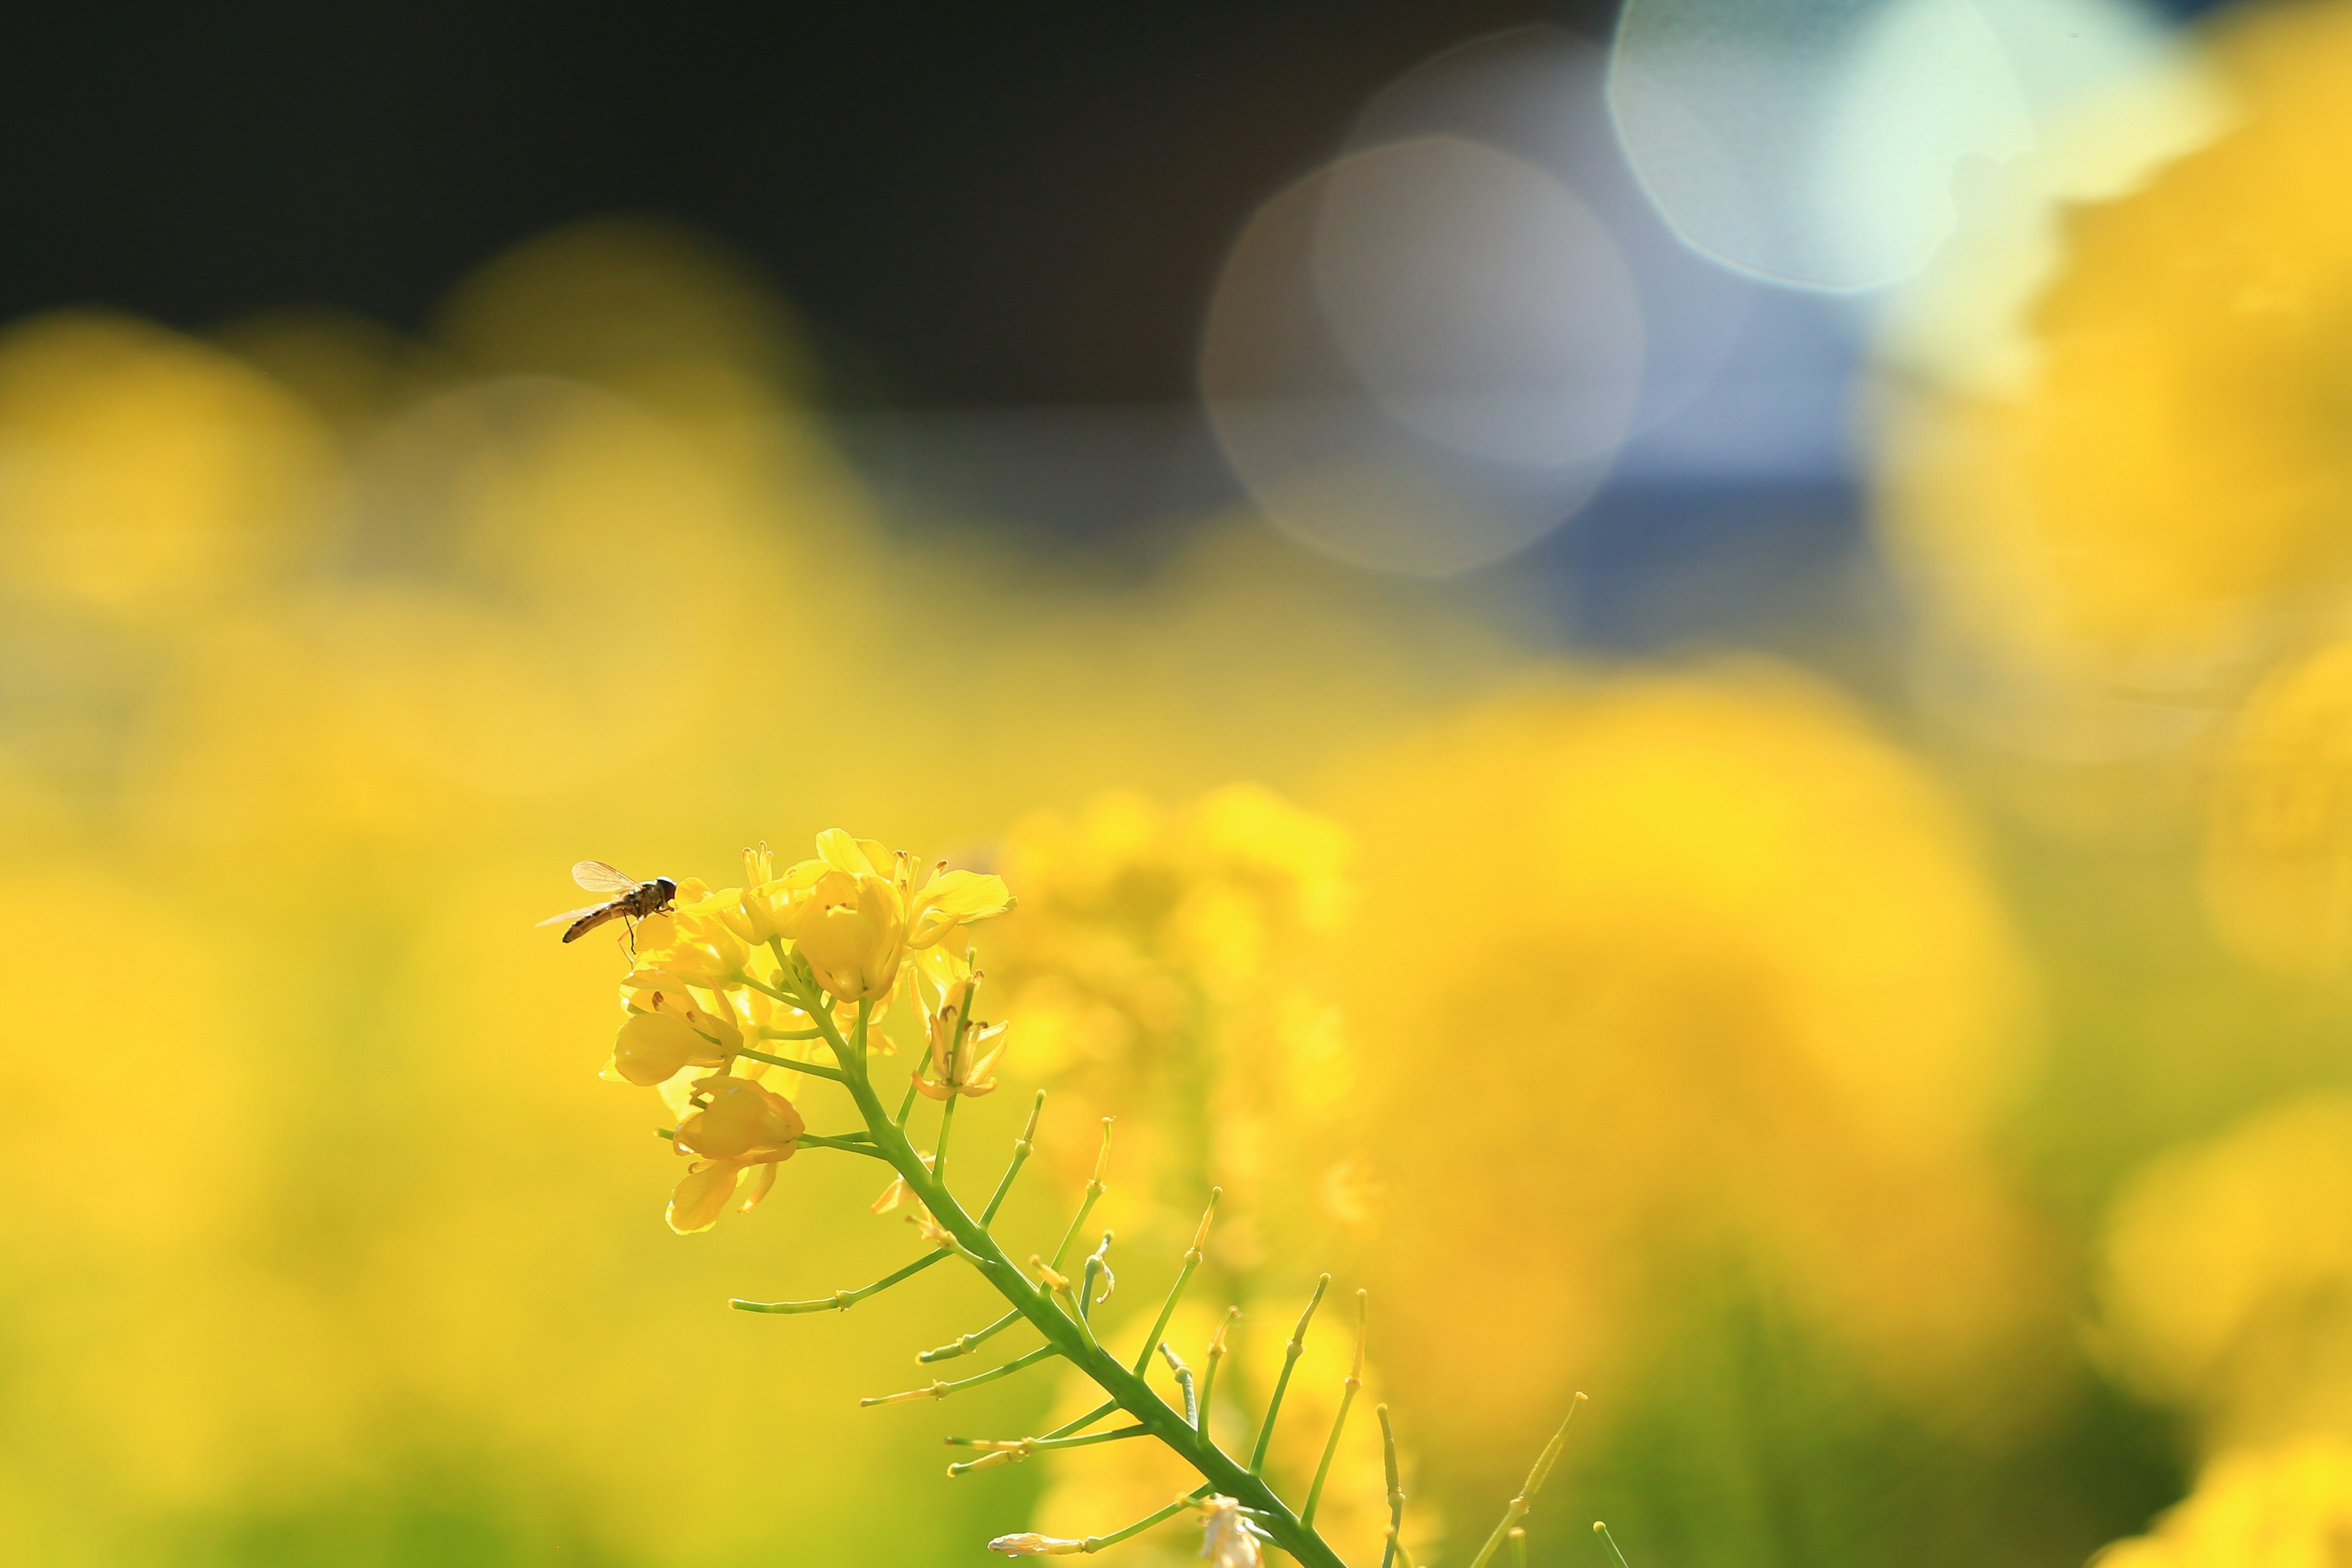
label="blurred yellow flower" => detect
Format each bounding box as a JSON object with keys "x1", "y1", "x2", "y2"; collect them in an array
[
  {"x1": 2101, "y1": 1096, "x2": 2352, "y2": 1449},
  {"x1": 1332, "y1": 668, "x2": 2052, "y2": 1449},
  {"x1": 1878, "y1": 0, "x2": 2352, "y2": 679},
  {"x1": 993, "y1": 785, "x2": 1357, "y2": 1261},
  {"x1": 2097, "y1": 1437, "x2": 2352, "y2": 1568},
  {"x1": 0, "y1": 313, "x2": 333, "y2": 614}
]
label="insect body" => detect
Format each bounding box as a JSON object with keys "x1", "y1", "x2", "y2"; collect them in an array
[{"x1": 540, "y1": 861, "x2": 679, "y2": 945}]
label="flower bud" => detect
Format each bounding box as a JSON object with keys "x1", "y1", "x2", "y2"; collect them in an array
[{"x1": 987, "y1": 1534, "x2": 1085, "y2": 1556}]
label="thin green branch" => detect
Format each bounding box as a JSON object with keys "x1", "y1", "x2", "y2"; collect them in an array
[
  {"x1": 810, "y1": 1025, "x2": 1344, "y2": 1568},
  {"x1": 1379, "y1": 1403, "x2": 1404, "y2": 1568},
  {"x1": 932, "y1": 964, "x2": 978, "y2": 1186},
  {"x1": 1511, "y1": 1527, "x2": 1528, "y2": 1568},
  {"x1": 979, "y1": 1090, "x2": 1045, "y2": 1224},
  {"x1": 1248, "y1": 1273, "x2": 1330, "y2": 1475},
  {"x1": 1159, "y1": 1341, "x2": 1199, "y2": 1428},
  {"x1": 859, "y1": 1341, "x2": 1061, "y2": 1408},
  {"x1": 1132, "y1": 1188, "x2": 1220, "y2": 1374},
  {"x1": 731, "y1": 968, "x2": 799, "y2": 1005},
  {"x1": 918, "y1": 1308, "x2": 1022, "y2": 1364},
  {"x1": 796, "y1": 1133, "x2": 892, "y2": 1159},
  {"x1": 733, "y1": 1046, "x2": 843, "y2": 1081},
  {"x1": 1302, "y1": 1289, "x2": 1368, "y2": 1528},
  {"x1": 1079, "y1": 1231, "x2": 1116, "y2": 1322},
  {"x1": 1050, "y1": 1119, "x2": 1113, "y2": 1271},
  {"x1": 944, "y1": 1423, "x2": 1152, "y2": 1474},
  {"x1": 731, "y1": 1248, "x2": 948, "y2": 1313},
  {"x1": 1464, "y1": 1393, "x2": 1589, "y2": 1568},
  {"x1": 1072, "y1": 1487, "x2": 1214, "y2": 1551},
  {"x1": 1041, "y1": 1398, "x2": 1120, "y2": 1442},
  {"x1": 1594, "y1": 1523, "x2": 1632, "y2": 1568},
  {"x1": 1199, "y1": 1306, "x2": 1240, "y2": 1441}
]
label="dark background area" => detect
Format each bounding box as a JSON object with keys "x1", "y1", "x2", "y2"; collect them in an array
[{"x1": 0, "y1": 1, "x2": 1628, "y2": 409}]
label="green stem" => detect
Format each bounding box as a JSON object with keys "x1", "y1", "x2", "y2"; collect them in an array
[
  {"x1": 797, "y1": 1133, "x2": 892, "y2": 1159},
  {"x1": 1052, "y1": 1119, "x2": 1112, "y2": 1271},
  {"x1": 1133, "y1": 1188, "x2": 1219, "y2": 1374},
  {"x1": 1041, "y1": 1398, "x2": 1120, "y2": 1442},
  {"x1": 1159, "y1": 1342, "x2": 1199, "y2": 1428},
  {"x1": 1077, "y1": 1488, "x2": 1213, "y2": 1552},
  {"x1": 1379, "y1": 1404, "x2": 1404, "y2": 1568},
  {"x1": 830, "y1": 1053, "x2": 1345, "y2": 1568},
  {"x1": 860, "y1": 1341, "x2": 1060, "y2": 1408},
  {"x1": 917, "y1": 1308, "x2": 1020, "y2": 1364},
  {"x1": 1464, "y1": 1393, "x2": 1587, "y2": 1568},
  {"x1": 733, "y1": 969, "x2": 799, "y2": 1005},
  {"x1": 944, "y1": 1423, "x2": 1148, "y2": 1457},
  {"x1": 731, "y1": 1249, "x2": 948, "y2": 1314},
  {"x1": 1248, "y1": 1274, "x2": 1330, "y2": 1475},
  {"x1": 1199, "y1": 1306, "x2": 1240, "y2": 1441},
  {"x1": 734, "y1": 1046, "x2": 845, "y2": 1082},
  {"x1": 932, "y1": 967, "x2": 978, "y2": 1186},
  {"x1": 980, "y1": 1091, "x2": 1044, "y2": 1225},
  {"x1": 1594, "y1": 1522, "x2": 1633, "y2": 1568},
  {"x1": 1302, "y1": 1290, "x2": 1367, "y2": 1528}
]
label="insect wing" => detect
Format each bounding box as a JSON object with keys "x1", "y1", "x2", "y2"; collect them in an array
[
  {"x1": 537, "y1": 900, "x2": 614, "y2": 928},
  {"x1": 572, "y1": 859, "x2": 641, "y2": 894}
]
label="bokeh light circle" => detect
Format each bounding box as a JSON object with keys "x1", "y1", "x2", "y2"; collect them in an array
[
  {"x1": 1343, "y1": 25, "x2": 1750, "y2": 437},
  {"x1": 1203, "y1": 137, "x2": 1638, "y2": 578},
  {"x1": 1609, "y1": 0, "x2": 2194, "y2": 292}
]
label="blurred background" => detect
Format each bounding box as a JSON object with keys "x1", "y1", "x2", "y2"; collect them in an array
[{"x1": 6, "y1": 1, "x2": 2352, "y2": 1565}]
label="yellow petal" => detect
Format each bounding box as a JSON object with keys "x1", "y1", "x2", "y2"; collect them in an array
[
  {"x1": 815, "y1": 828, "x2": 894, "y2": 877},
  {"x1": 667, "y1": 1161, "x2": 741, "y2": 1234},
  {"x1": 737, "y1": 1159, "x2": 781, "y2": 1214}
]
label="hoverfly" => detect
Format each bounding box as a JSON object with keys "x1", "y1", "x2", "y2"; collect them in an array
[{"x1": 539, "y1": 861, "x2": 679, "y2": 952}]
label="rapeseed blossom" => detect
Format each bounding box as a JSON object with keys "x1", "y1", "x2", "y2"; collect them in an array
[{"x1": 587, "y1": 831, "x2": 1012, "y2": 1232}]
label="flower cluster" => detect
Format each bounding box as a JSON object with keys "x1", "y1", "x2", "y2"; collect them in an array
[
  {"x1": 563, "y1": 825, "x2": 1591, "y2": 1568},
  {"x1": 600, "y1": 830, "x2": 1013, "y2": 1232}
]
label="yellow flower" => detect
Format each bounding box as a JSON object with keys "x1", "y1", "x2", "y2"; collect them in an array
[
  {"x1": 665, "y1": 1074, "x2": 805, "y2": 1235},
  {"x1": 2097, "y1": 1437, "x2": 2352, "y2": 1568},
  {"x1": 911, "y1": 970, "x2": 1009, "y2": 1101},
  {"x1": 675, "y1": 1074, "x2": 803, "y2": 1163},
  {"x1": 620, "y1": 881, "x2": 747, "y2": 992},
  {"x1": 777, "y1": 829, "x2": 1014, "y2": 1003},
  {"x1": 607, "y1": 992, "x2": 739, "y2": 1087},
  {"x1": 718, "y1": 842, "x2": 802, "y2": 945},
  {"x1": 793, "y1": 863, "x2": 907, "y2": 1001}
]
